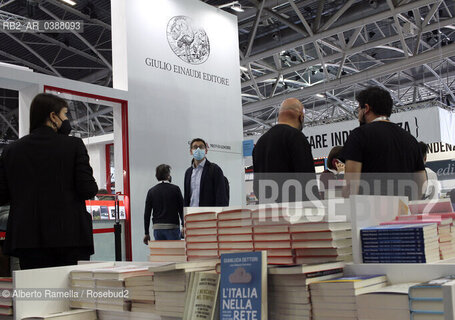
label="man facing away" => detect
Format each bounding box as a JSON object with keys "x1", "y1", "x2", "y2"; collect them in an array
[
  {"x1": 143, "y1": 164, "x2": 183, "y2": 243},
  {"x1": 184, "y1": 138, "x2": 229, "y2": 207},
  {"x1": 252, "y1": 98, "x2": 318, "y2": 203},
  {"x1": 341, "y1": 87, "x2": 426, "y2": 200}
]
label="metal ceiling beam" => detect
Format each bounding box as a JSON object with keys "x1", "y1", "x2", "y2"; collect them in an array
[
  {"x1": 241, "y1": 17, "x2": 455, "y2": 88},
  {"x1": 0, "y1": 110, "x2": 17, "y2": 136},
  {"x1": 0, "y1": 0, "x2": 15, "y2": 9},
  {"x1": 38, "y1": 4, "x2": 112, "y2": 70},
  {"x1": 241, "y1": 0, "x2": 442, "y2": 65},
  {"x1": 319, "y1": 0, "x2": 356, "y2": 32},
  {"x1": 45, "y1": 0, "x2": 111, "y2": 30},
  {"x1": 243, "y1": 114, "x2": 272, "y2": 128},
  {"x1": 72, "y1": 108, "x2": 112, "y2": 125},
  {"x1": 1, "y1": 31, "x2": 61, "y2": 76},
  {"x1": 30, "y1": 33, "x2": 106, "y2": 65},
  {"x1": 423, "y1": 63, "x2": 455, "y2": 101},
  {"x1": 244, "y1": 0, "x2": 265, "y2": 58},
  {"x1": 243, "y1": 42, "x2": 455, "y2": 114},
  {"x1": 0, "y1": 49, "x2": 55, "y2": 75}
]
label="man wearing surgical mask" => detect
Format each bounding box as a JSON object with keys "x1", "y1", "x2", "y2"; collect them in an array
[{"x1": 184, "y1": 138, "x2": 228, "y2": 207}]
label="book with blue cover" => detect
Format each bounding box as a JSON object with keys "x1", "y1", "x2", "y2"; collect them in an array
[
  {"x1": 360, "y1": 223, "x2": 437, "y2": 234},
  {"x1": 220, "y1": 251, "x2": 267, "y2": 320}
]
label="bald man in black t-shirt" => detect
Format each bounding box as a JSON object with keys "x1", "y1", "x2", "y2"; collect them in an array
[{"x1": 253, "y1": 98, "x2": 318, "y2": 203}]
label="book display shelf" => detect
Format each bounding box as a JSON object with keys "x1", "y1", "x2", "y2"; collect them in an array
[{"x1": 10, "y1": 196, "x2": 455, "y2": 320}]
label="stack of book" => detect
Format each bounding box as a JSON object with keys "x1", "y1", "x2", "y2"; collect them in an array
[
  {"x1": 218, "y1": 209, "x2": 253, "y2": 255},
  {"x1": 92, "y1": 266, "x2": 151, "y2": 312},
  {"x1": 409, "y1": 276, "x2": 455, "y2": 320},
  {"x1": 409, "y1": 199, "x2": 454, "y2": 215},
  {"x1": 360, "y1": 223, "x2": 440, "y2": 263},
  {"x1": 125, "y1": 273, "x2": 155, "y2": 313},
  {"x1": 356, "y1": 283, "x2": 417, "y2": 320},
  {"x1": 0, "y1": 278, "x2": 13, "y2": 318},
  {"x1": 149, "y1": 240, "x2": 186, "y2": 262},
  {"x1": 268, "y1": 262, "x2": 345, "y2": 320},
  {"x1": 290, "y1": 221, "x2": 353, "y2": 264},
  {"x1": 69, "y1": 265, "x2": 151, "y2": 311},
  {"x1": 152, "y1": 269, "x2": 189, "y2": 318},
  {"x1": 185, "y1": 211, "x2": 218, "y2": 261},
  {"x1": 310, "y1": 275, "x2": 387, "y2": 320},
  {"x1": 252, "y1": 208, "x2": 294, "y2": 265},
  {"x1": 394, "y1": 214, "x2": 455, "y2": 260},
  {"x1": 69, "y1": 268, "x2": 97, "y2": 309},
  {"x1": 22, "y1": 309, "x2": 97, "y2": 320}
]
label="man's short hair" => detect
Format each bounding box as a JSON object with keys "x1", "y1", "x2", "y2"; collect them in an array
[
  {"x1": 327, "y1": 146, "x2": 343, "y2": 170},
  {"x1": 356, "y1": 86, "x2": 393, "y2": 117},
  {"x1": 190, "y1": 138, "x2": 207, "y2": 149},
  {"x1": 418, "y1": 141, "x2": 429, "y2": 159},
  {"x1": 156, "y1": 164, "x2": 171, "y2": 181}
]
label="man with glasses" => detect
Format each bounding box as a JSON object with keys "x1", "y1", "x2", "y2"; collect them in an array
[
  {"x1": 341, "y1": 86, "x2": 426, "y2": 200},
  {"x1": 184, "y1": 138, "x2": 229, "y2": 207}
]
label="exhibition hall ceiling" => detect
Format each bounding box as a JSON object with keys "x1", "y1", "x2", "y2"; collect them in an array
[{"x1": 0, "y1": 0, "x2": 454, "y2": 138}]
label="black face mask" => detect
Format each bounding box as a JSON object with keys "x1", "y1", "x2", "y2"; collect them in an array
[
  {"x1": 58, "y1": 119, "x2": 72, "y2": 135},
  {"x1": 169, "y1": 176, "x2": 172, "y2": 183}
]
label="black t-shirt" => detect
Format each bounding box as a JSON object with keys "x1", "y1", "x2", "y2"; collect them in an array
[
  {"x1": 341, "y1": 121, "x2": 424, "y2": 173},
  {"x1": 253, "y1": 124, "x2": 315, "y2": 173},
  {"x1": 341, "y1": 121, "x2": 425, "y2": 199},
  {"x1": 252, "y1": 124, "x2": 317, "y2": 202}
]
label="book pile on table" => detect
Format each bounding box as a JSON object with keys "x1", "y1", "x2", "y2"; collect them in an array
[
  {"x1": 125, "y1": 273, "x2": 155, "y2": 313},
  {"x1": 185, "y1": 211, "x2": 218, "y2": 261},
  {"x1": 148, "y1": 260, "x2": 219, "y2": 318},
  {"x1": 361, "y1": 223, "x2": 440, "y2": 263},
  {"x1": 185, "y1": 206, "x2": 351, "y2": 265},
  {"x1": 409, "y1": 275, "x2": 455, "y2": 320},
  {"x1": 69, "y1": 265, "x2": 151, "y2": 311},
  {"x1": 152, "y1": 269, "x2": 189, "y2": 318},
  {"x1": 267, "y1": 262, "x2": 345, "y2": 320},
  {"x1": 22, "y1": 309, "x2": 97, "y2": 320},
  {"x1": 291, "y1": 221, "x2": 353, "y2": 264},
  {"x1": 148, "y1": 240, "x2": 186, "y2": 263},
  {"x1": 310, "y1": 275, "x2": 387, "y2": 320},
  {"x1": 393, "y1": 214, "x2": 455, "y2": 260},
  {"x1": 356, "y1": 283, "x2": 417, "y2": 320},
  {"x1": 251, "y1": 208, "x2": 294, "y2": 265},
  {"x1": 0, "y1": 278, "x2": 13, "y2": 318},
  {"x1": 217, "y1": 209, "x2": 253, "y2": 256}
]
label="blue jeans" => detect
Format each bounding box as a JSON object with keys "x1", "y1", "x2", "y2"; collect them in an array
[{"x1": 153, "y1": 228, "x2": 181, "y2": 240}]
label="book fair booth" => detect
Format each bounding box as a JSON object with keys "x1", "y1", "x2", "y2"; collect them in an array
[{"x1": 0, "y1": 0, "x2": 454, "y2": 319}]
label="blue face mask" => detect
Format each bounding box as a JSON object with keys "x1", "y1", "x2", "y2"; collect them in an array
[{"x1": 193, "y1": 148, "x2": 206, "y2": 161}]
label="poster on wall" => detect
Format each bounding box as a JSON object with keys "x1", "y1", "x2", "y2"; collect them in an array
[{"x1": 304, "y1": 107, "x2": 455, "y2": 158}]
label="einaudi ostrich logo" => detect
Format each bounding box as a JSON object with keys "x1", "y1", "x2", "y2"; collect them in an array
[{"x1": 166, "y1": 16, "x2": 210, "y2": 65}]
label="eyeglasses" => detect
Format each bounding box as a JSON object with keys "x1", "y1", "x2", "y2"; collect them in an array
[
  {"x1": 191, "y1": 145, "x2": 206, "y2": 150},
  {"x1": 353, "y1": 106, "x2": 365, "y2": 117}
]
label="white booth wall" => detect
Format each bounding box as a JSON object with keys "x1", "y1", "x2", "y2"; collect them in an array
[{"x1": 112, "y1": 0, "x2": 245, "y2": 260}]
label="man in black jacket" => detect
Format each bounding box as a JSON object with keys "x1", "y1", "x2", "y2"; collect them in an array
[
  {"x1": 184, "y1": 138, "x2": 228, "y2": 207},
  {"x1": 253, "y1": 98, "x2": 318, "y2": 203},
  {"x1": 143, "y1": 164, "x2": 184, "y2": 242},
  {"x1": 0, "y1": 93, "x2": 98, "y2": 269}
]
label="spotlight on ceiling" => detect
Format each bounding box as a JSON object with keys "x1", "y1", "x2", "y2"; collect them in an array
[
  {"x1": 231, "y1": 2, "x2": 244, "y2": 12},
  {"x1": 60, "y1": 0, "x2": 76, "y2": 6},
  {"x1": 218, "y1": 1, "x2": 244, "y2": 12}
]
